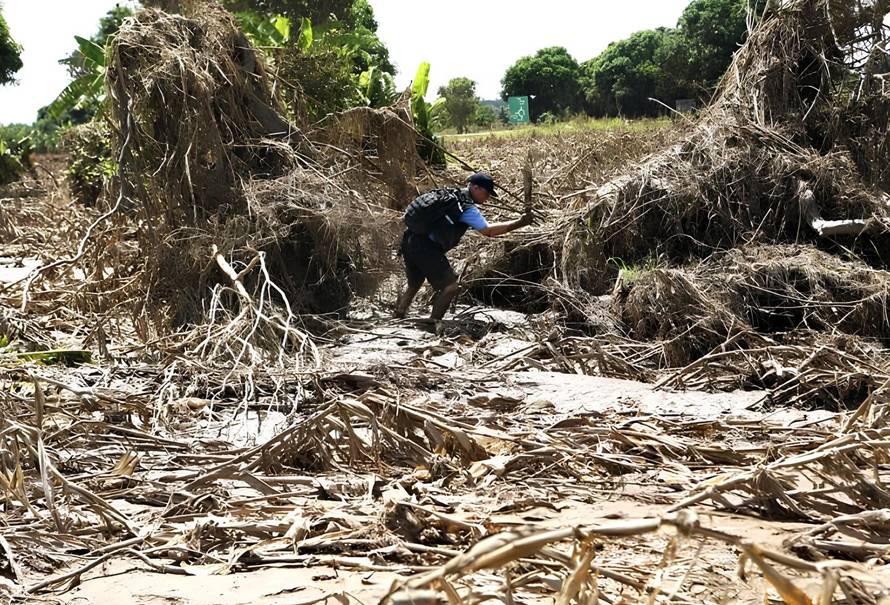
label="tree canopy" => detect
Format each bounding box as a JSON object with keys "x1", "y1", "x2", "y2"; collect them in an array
[
  {"x1": 678, "y1": 0, "x2": 763, "y2": 90},
  {"x1": 229, "y1": 0, "x2": 396, "y2": 120},
  {"x1": 581, "y1": 28, "x2": 677, "y2": 118},
  {"x1": 501, "y1": 46, "x2": 582, "y2": 122},
  {"x1": 0, "y1": 7, "x2": 23, "y2": 85},
  {"x1": 231, "y1": 0, "x2": 395, "y2": 84},
  {"x1": 438, "y1": 77, "x2": 479, "y2": 134},
  {"x1": 221, "y1": 0, "x2": 354, "y2": 26},
  {"x1": 576, "y1": 0, "x2": 765, "y2": 118}
]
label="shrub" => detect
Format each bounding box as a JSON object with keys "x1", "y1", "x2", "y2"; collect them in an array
[{"x1": 63, "y1": 121, "x2": 114, "y2": 206}]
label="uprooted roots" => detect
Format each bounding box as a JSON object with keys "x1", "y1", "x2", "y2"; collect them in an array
[
  {"x1": 611, "y1": 246, "x2": 890, "y2": 363},
  {"x1": 109, "y1": 5, "x2": 292, "y2": 226}
]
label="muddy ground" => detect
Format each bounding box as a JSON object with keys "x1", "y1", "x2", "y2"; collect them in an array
[{"x1": 0, "y1": 149, "x2": 887, "y2": 605}]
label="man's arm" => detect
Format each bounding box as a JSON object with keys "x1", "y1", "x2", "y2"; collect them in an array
[{"x1": 477, "y1": 210, "x2": 533, "y2": 238}]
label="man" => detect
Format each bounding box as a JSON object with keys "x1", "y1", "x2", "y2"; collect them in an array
[{"x1": 395, "y1": 172, "x2": 533, "y2": 323}]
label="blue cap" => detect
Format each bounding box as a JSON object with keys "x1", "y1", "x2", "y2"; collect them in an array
[{"x1": 468, "y1": 172, "x2": 499, "y2": 198}]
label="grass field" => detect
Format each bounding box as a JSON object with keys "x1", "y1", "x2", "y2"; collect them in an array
[{"x1": 440, "y1": 116, "x2": 674, "y2": 141}]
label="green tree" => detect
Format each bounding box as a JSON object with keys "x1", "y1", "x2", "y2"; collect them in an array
[
  {"x1": 0, "y1": 7, "x2": 23, "y2": 85},
  {"x1": 234, "y1": 0, "x2": 396, "y2": 114},
  {"x1": 580, "y1": 0, "x2": 767, "y2": 117},
  {"x1": 581, "y1": 28, "x2": 677, "y2": 117},
  {"x1": 437, "y1": 77, "x2": 479, "y2": 134},
  {"x1": 224, "y1": 0, "x2": 394, "y2": 75},
  {"x1": 473, "y1": 105, "x2": 497, "y2": 129},
  {"x1": 501, "y1": 46, "x2": 581, "y2": 122},
  {"x1": 322, "y1": 21, "x2": 395, "y2": 79},
  {"x1": 678, "y1": 0, "x2": 765, "y2": 91},
  {"x1": 348, "y1": 0, "x2": 376, "y2": 30},
  {"x1": 221, "y1": 0, "x2": 354, "y2": 26},
  {"x1": 318, "y1": 0, "x2": 395, "y2": 76},
  {"x1": 280, "y1": 43, "x2": 363, "y2": 122},
  {"x1": 275, "y1": 20, "x2": 396, "y2": 119}
]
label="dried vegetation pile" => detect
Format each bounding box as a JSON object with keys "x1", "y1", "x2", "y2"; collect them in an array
[
  {"x1": 462, "y1": 0, "x2": 890, "y2": 410},
  {"x1": 0, "y1": 341, "x2": 887, "y2": 603},
  {"x1": 105, "y1": 4, "x2": 408, "y2": 334}
]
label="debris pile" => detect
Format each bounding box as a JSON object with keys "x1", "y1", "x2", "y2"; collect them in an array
[
  {"x1": 468, "y1": 0, "x2": 890, "y2": 409},
  {"x1": 103, "y1": 4, "x2": 402, "y2": 336},
  {"x1": 1, "y1": 0, "x2": 889, "y2": 603}
]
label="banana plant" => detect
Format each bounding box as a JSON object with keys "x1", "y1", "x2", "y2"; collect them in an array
[
  {"x1": 236, "y1": 12, "x2": 313, "y2": 50},
  {"x1": 411, "y1": 63, "x2": 445, "y2": 165},
  {"x1": 46, "y1": 36, "x2": 108, "y2": 120},
  {"x1": 358, "y1": 65, "x2": 395, "y2": 107},
  {"x1": 0, "y1": 136, "x2": 30, "y2": 186}
]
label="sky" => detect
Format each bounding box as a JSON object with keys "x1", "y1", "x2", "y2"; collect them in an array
[
  {"x1": 0, "y1": 1, "x2": 139, "y2": 124},
  {"x1": 368, "y1": 0, "x2": 693, "y2": 99},
  {"x1": 0, "y1": 0, "x2": 693, "y2": 124}
]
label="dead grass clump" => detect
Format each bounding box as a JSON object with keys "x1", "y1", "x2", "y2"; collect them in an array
[
  {"x1": 709, "y1": 246, "x2": 890, "y2": 338},
  {"x1": 613, "y1": 269, "x2": 749, "y2": 366},
  {"x1": 143, "y1": 168, "x2": 400, "y2": 326},
  {"x1": 316, "y1": 104, "x2": 421, "y2": 209},
  {"x1": 101, "y1": 4, "x2": 402, "y2": 338},
  {"x1": 108, "y1": 4, "x2": 292, "y2": 230},
  {"x1": 608, "y1": 246, "x2": 890, "y2": 377}
]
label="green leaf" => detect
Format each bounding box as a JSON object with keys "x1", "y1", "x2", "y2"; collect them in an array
[
  {"x1": 272, "y1": 15, "x2": 290, "y2": 43},
  {"x1": 46, "y1": 73, "x2": 104, "y2": 120},
  {"x1": 46, "y1": 84, "x2": 80, "y2": 120},
  {"x1": 297, "y1": 17, "x2": 313, "y2": 51},
  {"x1": 412, "y1": 62, "x2": 431, "y2": 99},
  {"x1": 323, "y1": 30, "x2": 378, "y2": 51},
  {"x1": 359, "y1": 67, "x2": 373, "y2": 89},
  {"x1": 74, "y1": 35, "x2": 106, "y2": 67}
]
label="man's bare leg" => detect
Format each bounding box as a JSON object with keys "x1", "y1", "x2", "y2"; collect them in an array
[
  {"x1": 394, "y1": 284, "x2": 421, "y2": 319},
  {"x1": 430, "y1": 282, "x2": 459, "y2": 321}
]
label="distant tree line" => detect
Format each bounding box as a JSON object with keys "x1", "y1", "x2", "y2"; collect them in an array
[{"x1": 496, "y1": 0, "x2": 767, "y2": 121}]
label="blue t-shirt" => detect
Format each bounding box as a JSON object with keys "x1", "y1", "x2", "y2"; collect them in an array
[
  {"x1": 430, "y1": 206, "x2": 488, "y2": 245},
  {"x1": 456, "y1": 205, "x2": 489, "y2": 230}
]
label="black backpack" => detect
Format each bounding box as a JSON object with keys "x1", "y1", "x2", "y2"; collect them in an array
[{"x1": 404, "y1": 188, "x2": 473, "y2": 235}]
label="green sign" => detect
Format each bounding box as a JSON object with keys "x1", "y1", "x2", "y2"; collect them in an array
[{"x1": 508, "y1": 96, "x2": 530, "y2": 124}]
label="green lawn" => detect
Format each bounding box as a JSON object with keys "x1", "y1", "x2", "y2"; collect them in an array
[{"x1": 440, "y1": 116, "x2": 673, "y2": 141}]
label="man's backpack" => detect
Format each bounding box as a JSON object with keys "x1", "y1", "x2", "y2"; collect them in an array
[{"x1": 404, "y1": 188, "x2": 472, "y2": 235}]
